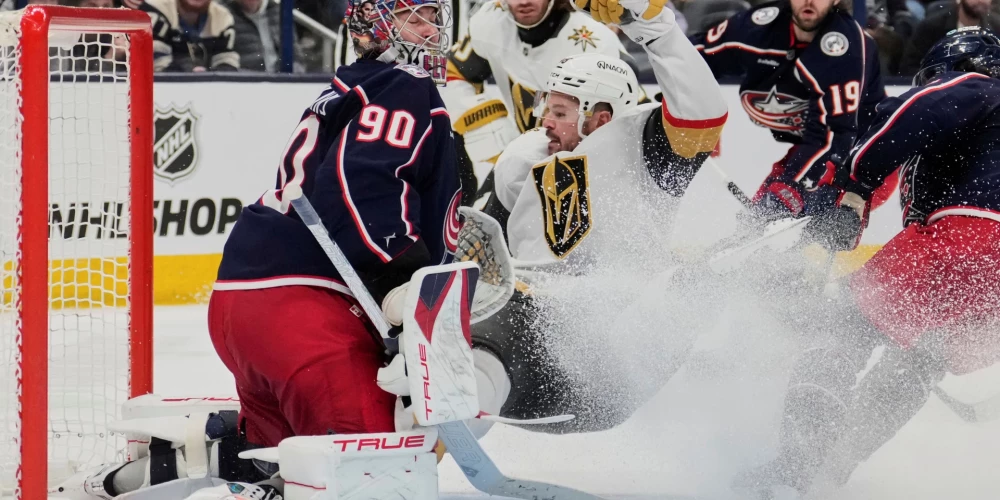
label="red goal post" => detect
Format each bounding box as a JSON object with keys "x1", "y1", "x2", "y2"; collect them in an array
[{"x1": 0, "y1": 6, "x2": 153, "y2": 499}]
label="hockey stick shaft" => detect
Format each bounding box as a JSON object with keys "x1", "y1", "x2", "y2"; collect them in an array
[
  {"x1": 705, "y1": 158, "x2": 753, "y2": 210},
  {"x1": 283, "y1": 186, "x2": 605, "y2": 499},
  {"x1": 284, "y1": 184, "x2": 393, "y2": 338}
]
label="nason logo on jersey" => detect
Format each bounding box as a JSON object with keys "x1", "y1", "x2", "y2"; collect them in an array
[
  {"x1": 532, "y1": 155, "x2": 592, "y2": 258},
  {"x1": 740, "y1": 87, "x2": 809, "y2": 134},
  {"x1": 154, "y1": 104, "x2": 199, "y2": 184}
]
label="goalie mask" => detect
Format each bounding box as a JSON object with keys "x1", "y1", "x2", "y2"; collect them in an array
[
  {"x1": 532, "y1": 53, "x2": 640, "y2": 138},
  {"x1": 346, "y1": 0, "x2": 451, "y2": 84}
]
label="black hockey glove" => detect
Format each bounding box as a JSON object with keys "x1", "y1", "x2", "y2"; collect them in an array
[{"x1": 804, "y1": 192, "x2": 869, "y2": 251}]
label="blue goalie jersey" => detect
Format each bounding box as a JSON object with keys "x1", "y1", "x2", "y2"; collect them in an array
[
  {"x1": 847, "y1": 71, "x2": 1000, "y2": 226},
  {"x1": 215, "y1": 60, "x2": 461, "y2": 300}
]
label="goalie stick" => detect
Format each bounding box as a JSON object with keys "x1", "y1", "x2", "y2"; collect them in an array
[{"x1": 283, "y1": 184, "x2": 606, "y2": 500}]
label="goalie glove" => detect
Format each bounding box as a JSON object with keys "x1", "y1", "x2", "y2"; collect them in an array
[{"x1": 453, "y1": 95, "x2": 519, "y2": 164}]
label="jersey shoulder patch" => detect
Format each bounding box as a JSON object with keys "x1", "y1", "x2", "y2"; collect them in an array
[
  {"x1": 562, "y1": 13, "x2": 620, "y2": 52},
  {"x1": 820, "y1": 31, "x2": 849, "y2": 56},
  {"x1": 751, "y1": 6, "x2": 780, "y2": 25},
  {"x1": 396, "y1": 64, "x2": 430, "y2": 78}
]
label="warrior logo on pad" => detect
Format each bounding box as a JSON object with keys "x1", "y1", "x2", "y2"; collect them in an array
[{"x1": 531, "y1": 155, "x2": 592, "y2": 258}]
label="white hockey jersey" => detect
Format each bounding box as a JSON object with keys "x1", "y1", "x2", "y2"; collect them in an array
[
  {"x1": 493, "y1": 20, "x2": 728, "y2": 268},
  {"x1": 446, "y1": 2, "x2": 629, "y2": 132}
]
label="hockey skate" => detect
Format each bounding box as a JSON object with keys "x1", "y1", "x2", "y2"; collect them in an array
[{"x1": 731, "y1": 452, "x2": 811, "y2": 500}]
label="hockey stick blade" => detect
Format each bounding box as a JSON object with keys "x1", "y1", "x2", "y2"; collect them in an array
[
  {"x1": 437, "y1": 420, "x2": 608, "y2": 500},
  {"x1": 931, "y1": 386, "x2": 1000, "y2": 423},
  {"x1": 477, "y1": 411, "x2": 575, "y2": 425},
  {"x1": 708, "y1": 217, "x2": 811, "y2": 275}
]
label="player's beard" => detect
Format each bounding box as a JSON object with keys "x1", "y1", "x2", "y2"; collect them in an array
[
  {"x1": 791, "y1": 4, "x2": 832, "y2": 32},
  {"x1": 545, "y1": 129, "x2": 580, "y2": 155},
  {"x1": 959, "y1": 0, "x2": 990, "y2": 20}
]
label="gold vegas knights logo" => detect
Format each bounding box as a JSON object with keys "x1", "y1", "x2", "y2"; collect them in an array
[
  {"x1": 508, "y1": 77, "x2": 537, "y2": 132},
  {"x1": 568, "y1": 26, "x2": 599, "y2": 51},
  {"x1": 531, "y1": 155, "x2": 592, "y2": 258}
]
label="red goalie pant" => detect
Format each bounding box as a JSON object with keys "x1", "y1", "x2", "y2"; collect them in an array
[
  {"x1": 208, "y1": 285, "x2": 396, "y2": 446},
  {"x1": 851, "y1": 215, "x2": 1000, "y2": 375}
]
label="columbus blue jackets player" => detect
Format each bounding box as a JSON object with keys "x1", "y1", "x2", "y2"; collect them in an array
[
  {"x1": 736, "y1": 27, "x2": 1000, "y2": 498},
  {"x1": 51, "y1": 1, "x2": 459, "y2": 497},
  {"x1": 210, "y1": 0, "x2": 460, "y2": 447},
  {"x1": 691, "y1": 0, "x2": 885, "y2": 222}
]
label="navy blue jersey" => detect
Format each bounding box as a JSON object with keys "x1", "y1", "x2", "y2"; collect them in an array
[
  {"x1": 691, "y1": 1, "x2": 885, "y2": 186},
  {"x1": 216, "y1": 60, "x2": 461, "y2": 299},
  {"x1": 847, "y1": 72, "x2": 1000, "y2": 226}
]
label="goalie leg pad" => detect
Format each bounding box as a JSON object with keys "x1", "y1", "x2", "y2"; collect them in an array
[
  {"x1": 400, "y1": 261, "x2": 481, "y2": 426},
  {"x1": 274, "y1": 430, "x2": 439, "y2": 500}
]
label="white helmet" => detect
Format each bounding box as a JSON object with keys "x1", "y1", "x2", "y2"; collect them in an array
[{"x1": 533, "y1": 53, "x2": 640, "y2": 137}]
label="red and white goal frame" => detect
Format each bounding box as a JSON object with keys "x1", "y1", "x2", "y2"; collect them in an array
[{"x1": 0, "y1": 6, "x2": 153, "y2": 499}]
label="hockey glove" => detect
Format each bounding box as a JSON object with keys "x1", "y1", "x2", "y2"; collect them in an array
[
  {"x1": 575, "y1": 0, "x2": 665, "y2": 25},
  {"x1": 453, "y1": 95, "x2": 519, "y2": 164},
  {"x1": 618, "y1": 6, "x2": 676, "y2": 44},
  {"x1": 804, "y1": 192, "x2": 869, "y2": 251}
]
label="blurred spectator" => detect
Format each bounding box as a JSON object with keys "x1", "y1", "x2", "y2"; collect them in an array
[
  {"x1": 899, "y1": 0, "x2": 1000, "y2": 74},
  {"x1": 142, "y1": 0, "x2": 241, "y2": 71},
  {"x1": 227, "y1": 0, "x2": 303, "y2": 71},
  {"x1": 865, "y1": 0, "x2": 916, "y2": 74},
  {"x1": 70, "y1": 0, "x2": 130, "y2": 72},
  {"x1": 867, "y1": 0, "x2": 917, "y2": 37},
  {"x1": 868, "y1": 24, "x2": 906, "y2": 74}
]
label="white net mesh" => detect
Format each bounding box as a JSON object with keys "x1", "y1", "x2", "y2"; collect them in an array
[{"x1": 0, "y1": 10, "x2": 135, "y2": 495}]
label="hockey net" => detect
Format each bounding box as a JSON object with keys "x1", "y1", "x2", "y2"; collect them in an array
[{"x1": 0, "y1": 6, "x2": 153, "y2": 499}]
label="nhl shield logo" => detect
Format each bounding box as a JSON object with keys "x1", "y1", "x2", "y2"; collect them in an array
[
  {"x1": 153, "y1": 105, "x2": 199, "y2": 184},
  {"x1": 531, "y1": 155, "x2": 592, "y2": 258}
]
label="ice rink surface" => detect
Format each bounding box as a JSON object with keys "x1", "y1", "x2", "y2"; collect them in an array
[{"x1": 154, "y1": 305, "x2": 1000, "y2": 500}]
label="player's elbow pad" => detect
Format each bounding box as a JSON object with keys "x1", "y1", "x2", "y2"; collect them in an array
[{"x1": 453, "y1": 95, "x2": 519, "y2": 164}]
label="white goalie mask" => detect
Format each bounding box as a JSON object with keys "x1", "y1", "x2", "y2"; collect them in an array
[{"x1": 532, "y1": 53, "x2": 640, "y2": 138}]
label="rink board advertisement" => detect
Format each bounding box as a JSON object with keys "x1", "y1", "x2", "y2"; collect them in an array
[{"x1": 33, "y1": 81, "x2": 911, "y2": 305}]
